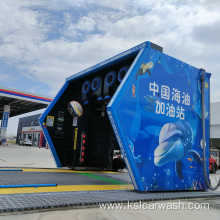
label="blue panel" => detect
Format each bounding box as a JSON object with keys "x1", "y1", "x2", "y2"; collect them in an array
[
  {"x1": 108, "y1": 46, "x2": 210, "y2": 191},
  {"x1": 2, "y1": 112, "x2": 9, "y2": 129},
  {"x1": 108, "y1": 47, "x2": 152, "y2": 191},
  {"x1": 39, "y1": 82, "x2": 69, "y2": 167}
]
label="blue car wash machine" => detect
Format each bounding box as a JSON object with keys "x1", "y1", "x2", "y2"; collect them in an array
[{"x1": 40, "y1": 41, "x2": 218, "y2": 192}]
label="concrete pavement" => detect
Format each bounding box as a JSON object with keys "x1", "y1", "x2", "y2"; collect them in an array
[
  {"x1": 0, "y1": 143, "x2": 56, "y2": 168},
  {"x1": 0, "y1": 143, "x2": 220, "y2": 219}
]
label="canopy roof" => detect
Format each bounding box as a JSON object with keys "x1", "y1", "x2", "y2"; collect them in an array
[{"x1": 0, "y1": 86, "x2": 52, "y2": 118}]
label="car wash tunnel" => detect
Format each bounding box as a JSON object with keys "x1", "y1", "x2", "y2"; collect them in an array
[{"x1": 1, "y1": 41, "x2": 220, "y2": 213}]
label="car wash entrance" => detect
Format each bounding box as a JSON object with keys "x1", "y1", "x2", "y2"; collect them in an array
[{"x1": 41, "y1": 54, "x2": 137, "y2": 170}]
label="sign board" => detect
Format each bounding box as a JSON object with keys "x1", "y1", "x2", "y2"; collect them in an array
[
  {"x1": 107, "y1": 48, "x2": 211, "y2": 191},
  {"x1": 46, "y1": 116, "x2": 54, "y2": 127},
  {"x1": 0, "y1": 105, "x2": 10, "y2": 141},
  {"x1": 22, "y1": 126, "x2": 41, "y2": 132}
]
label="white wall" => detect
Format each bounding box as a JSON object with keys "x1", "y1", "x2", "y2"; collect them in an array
[
  {"x1": 210, "y1": 102, "x2": 220, "y2": 138},
  {"x1": 210, "y1": 102, "x2": 220, "y2": 125}
]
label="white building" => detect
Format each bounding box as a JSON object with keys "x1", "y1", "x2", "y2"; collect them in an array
[{"x1": 210, "y1": 102, "x2": 220, "y2": 149}]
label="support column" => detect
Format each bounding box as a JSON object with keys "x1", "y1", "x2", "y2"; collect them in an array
[
  {"x1": 39, "y1": 131, "x2": 43, "y2": 147},
  {"x1": 0, "y1": 105, "x2": 10, "y2": 145}
]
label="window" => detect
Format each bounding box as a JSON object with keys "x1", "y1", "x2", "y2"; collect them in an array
[
  {"x1": 26, "y1": 121, "x2": 29, "y2": 126},
  {"x1": 35, "y1": 120, "x2": 39, "y2": 125},
  {"x1": 31, "y1": 121, "x2": 34, "y2": 126},
  {"x1": 28, "y1": 134, "x2": 32, "y2": 140},
  {"x1": 21, "y1": 122, "x2": 24, "y2": 127}
]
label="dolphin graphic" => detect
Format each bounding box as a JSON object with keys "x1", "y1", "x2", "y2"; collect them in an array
[{"x1": 154, "y1": 121, "x2": 201, "y2": 179}]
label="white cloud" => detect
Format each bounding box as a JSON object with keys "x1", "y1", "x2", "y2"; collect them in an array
[
  {"x1": 63, "y1": 14, "x2": 96, "y2": 38},
  {"x1": 77, "y1": 16, "x2": 96, "y2": 32},
  {"x1": 10, "y1": 0, "x2": 87, "y2": 11},
  {"x1": 1, "y1": 0, "x2": 220, "y2": 135},
  {"x1": 0, "y1": 0, "x2": 46, "y2": 63},
  {"x1": 0, "y1": 0, "x2": 220, "y2": 103}
]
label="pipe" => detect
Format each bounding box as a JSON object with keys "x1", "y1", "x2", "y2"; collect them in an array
[
  {"x1": 92, "y1": 77, "x2": 100, "y2": 91},
  {"x1": 82, "y1": 81, "x2": 91, "y2": 94},
  {"x1": 201, "y1": 69, "x2": 220, "y2": 190},
  {"x1": 118, "y1": 66, "x2": 129, "y2": 82},
  {"x1": 0, "y1": 184, "x2": 57, "y2": 188},
  {"x1": 105, "y1": 71, "x2": 116, "y2": 87}
]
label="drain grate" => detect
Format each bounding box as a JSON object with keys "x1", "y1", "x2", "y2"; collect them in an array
[{"x1": 0, "y1": 190, "x2": 220, "y2": 213}]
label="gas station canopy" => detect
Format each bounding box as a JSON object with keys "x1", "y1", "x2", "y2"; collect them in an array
[
  {"x1": 0, "y1": 86, "x2": 52, "y2": 118},
  {"x1": 0, "y1": 86, "x2": 52, "y2": 142}
]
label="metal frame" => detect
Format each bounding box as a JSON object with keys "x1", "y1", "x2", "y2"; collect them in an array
[
  {"x1": 39, "y1": 82, "x2": 69, "y2": 167},
  {"x1": 107, "y1": 46, "x2": 152, "y2": 191},
  {"x1": 0, "y1": 86, "x2": 52, "y2": 104}
]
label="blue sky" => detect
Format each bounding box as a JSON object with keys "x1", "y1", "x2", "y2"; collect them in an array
[{"x1": 1, "y1": 0, "x2": 220, "y2": 135}]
